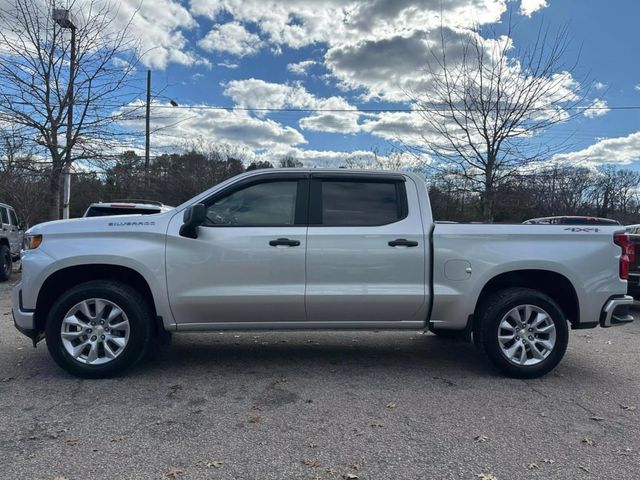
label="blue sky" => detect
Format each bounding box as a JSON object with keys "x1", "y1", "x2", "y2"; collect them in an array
[{"x1": 113, "y1": 0, "x2": 640, "y2": 168}]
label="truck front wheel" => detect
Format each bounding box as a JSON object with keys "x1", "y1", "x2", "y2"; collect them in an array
[
  {"x1": 474, "y1": 288, "x2": 569, "y2": 378},
  {"x1": 45, "y1": 280, "x2": 152, "y2": 378}
]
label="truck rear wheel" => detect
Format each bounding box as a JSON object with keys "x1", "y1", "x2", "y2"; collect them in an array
[
  {"x1": 0, "y1": 245, "x2": 11, "y2": 282},
  {"x1": 45, "y1": 280, "x2": 152, "y2": 378},
  {"x1": 474, "y1": 287, "x2": 569, "y2": 378}
]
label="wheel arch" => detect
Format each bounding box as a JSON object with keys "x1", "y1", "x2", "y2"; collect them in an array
[
  {"x1": 473, "y1": 269, "x2": 580, "y2": 328},
  {"x1": 35, "y1": 264, "x2": 159, "y2": 334}
]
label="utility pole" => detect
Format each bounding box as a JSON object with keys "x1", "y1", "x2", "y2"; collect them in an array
[
  {"x1": 145, "y1": 69, "x2": 151, "y2": 193},
  {"x1": 53, "y1": 9, "x2": 76, "y2": 219}
]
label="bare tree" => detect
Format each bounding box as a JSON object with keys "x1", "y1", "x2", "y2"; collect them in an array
[
  {"x1": 0, "y1": 0, "x2": 140, "y2": 219},
  {"x1": 413, "y1": 20, "x2": 585, "y2": 221}
]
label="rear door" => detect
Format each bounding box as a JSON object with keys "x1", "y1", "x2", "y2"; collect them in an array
[
  {"x1": 7, "y1": 208, "x2": 22, "y2": 256},
  {"x1": 305, "y1": 174, "x2": 427, "y2": 325}
]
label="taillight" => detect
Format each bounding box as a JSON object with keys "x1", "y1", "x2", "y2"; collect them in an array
[{"x1": 614, "y1": 233, "x2": 632, "y2": 280}]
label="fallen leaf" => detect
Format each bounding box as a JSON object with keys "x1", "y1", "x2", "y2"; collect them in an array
[
  {"x1": 326, "y1": 468, "x2": 337, "y2": 475},
  {"x1": 385, "y1": 402, "x2": 397, "y2": 409},
  {"x1": 248, "y1": 415, "x2": 261, "y2": 424},
  {"x1": 590, "y1": 416, "x2": 604, "y2": 421},
  {"x1": 578, "y1": 465, "x2": 591, "y2": 473},
  {"x1": 582, "y1": 437, "x2": 596, "y2": 446},
  {"x1": 526, "y1": 463, "x2": 538, "y2": 471},
  {"x1": 303, "y1": 459, "x2": 320, "y2": 468},
  {"x1": 162, "y1": 467, "x2": 184, "y2": 479},
  {"x1": 619, "y1": 447, "x2": 632, "y2": 456},
  {"x1": 606, "y1": 340, "x2": 613, "y2": 345},
  {"x1": 476, "y1": 474, "x2": 497, "y2": 480},
  {"x1": 308, "y1": 442, "x2": 318, "y2": 448},
  {"x1": 474, "y1": 434, "x2": 489, "y2": 443},
  {"x1": 206, "y1": 460, "x2": 222, "y2": 468},
  {"x1": 110, "y1": 437, "x2": 125, "y2": 443},
  {"x1": 168, "y1": 384, "x2": 183, "y2": 397},
  {"x1": 369, "y1": 422, "x2": 383, "y2": 428},
  {"x1": 349, "y1": 464, "x2": 361, "y2": 471},
  {"x1": 1, "y1": 377, "x2": 14, "y2": 382},
  {"x1": 621, "y1": 404, "x2": 637, "y2": 411},
  {"x1": 543, "y1": 459, "x2": 555, "y2": 464},
  {"x1": 65, "y1": 439, "x2": 79, "y2": 446},
  {"x1": 343, "y1": 474, "x2": 359, "y2": 480},
  {"x1": 53, "y1": 477, "x2": 68, "y2": 480}
]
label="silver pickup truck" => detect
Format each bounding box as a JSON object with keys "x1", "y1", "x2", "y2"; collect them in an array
[
  {"x1": 1, "y1": 202, "x2": 24, "y2": 282},
  {"x1": 11, "y1": 169, "x2": 634, "y2": 378}
]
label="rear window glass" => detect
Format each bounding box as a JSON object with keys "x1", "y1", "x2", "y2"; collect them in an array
[
  {"x1": 320, "y1": 180, "x2": 404, "y2": 226},
  {"x1": 9, "y1": 209, "x2": 18, "y2": 226},
  {"x1": 0, "y1": 208, "x2": 7, "y2": 224},
  {"x1": 85, "y1": 207, "x2": 160, "y2": 217}
]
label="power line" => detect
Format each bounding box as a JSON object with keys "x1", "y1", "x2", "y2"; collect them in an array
[{"x1": 4, "y1": 100, "x2": 640, "y2": 113}]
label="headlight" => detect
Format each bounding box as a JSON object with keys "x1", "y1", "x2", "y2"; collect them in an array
[{"x1": 24, "y1": 234, "x2": 43, "y2": 250}]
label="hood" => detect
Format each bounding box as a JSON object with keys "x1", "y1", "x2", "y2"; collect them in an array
[{"x1": 27, "y1": 210, "x2": 176, "y2": 236}]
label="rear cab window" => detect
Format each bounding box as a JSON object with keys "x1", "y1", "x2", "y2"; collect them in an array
[
  {"x1": 0, "y1": 207, "x2": 8, "y2": 225},
  {"x1": 311, "y1": 177, "x2": 407, "y2": 226}
]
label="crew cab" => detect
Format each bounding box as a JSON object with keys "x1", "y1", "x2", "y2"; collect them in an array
[
  {"x1": 11, "y1": 169, "x2": 634, "y2": 378},
  {"x1": 1, "y1": 202, "x2": 25, "y2": 282}
]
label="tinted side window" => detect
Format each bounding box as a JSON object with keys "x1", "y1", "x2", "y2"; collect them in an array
[
  {"x1": 0, "y1": 208, "x2": 8, "y2": 224},
  {"x1": 205, "y1": 180, "x2": 298, "y2": 226},
  {"x1": 9, "y1": 209, "x2": 18, "y2": 226},
  {"x1": 320, "y1": 180, "x2": 404, "y2": 226}
]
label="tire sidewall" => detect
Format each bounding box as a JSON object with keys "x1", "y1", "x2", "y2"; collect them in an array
[
  {"x1": 481, "y1": 289, "x2": 569, "y2": 378},
  {"x1": 45, "y1": 281, "x2": 151, "y2": 378},
  {"x1": 0, "y1": 245, "x2": 11, "y2": 281}
]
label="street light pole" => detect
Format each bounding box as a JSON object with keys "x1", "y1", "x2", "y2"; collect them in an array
[{"x1": 53, "y1": 9, "x2": 76, "y2": 219}]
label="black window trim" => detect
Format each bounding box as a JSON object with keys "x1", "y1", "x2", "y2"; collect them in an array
[
  {"x1": 200, "y1": 172, "x2": 310, "y2": 228},
  {"x1": 309, "y1": 177, "x2": 408, "y2": 227}
]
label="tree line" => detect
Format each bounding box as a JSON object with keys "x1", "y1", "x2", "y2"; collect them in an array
[{"x1": 2, "y1": 138, "x2": 640, "y2": 226}]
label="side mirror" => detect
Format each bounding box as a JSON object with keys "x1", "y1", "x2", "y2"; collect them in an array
[{"x1": 179, "y1": 203, "x2": 206, "y2": 239}]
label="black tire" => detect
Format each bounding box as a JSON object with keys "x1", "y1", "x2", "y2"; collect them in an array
[
  {"x1": 474, "y1": 287, "x2": 569, "y2": 379},
  {"x1": 45, "y1": 280, "x2": 153, "y2": 378},
  {"x1": 0, "y1": 245, "x2": 11, "y2": 282},
  {"x1": 428, "y1": 325, "x2": 467, "y2": 340}
]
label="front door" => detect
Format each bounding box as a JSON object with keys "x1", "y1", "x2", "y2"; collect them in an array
[
  {"x1": 305, "y1": 174, "x2": 427, "y2": 324},
  {"x1": 166, "y1": 173, "x2": 308, "y2": 327}
]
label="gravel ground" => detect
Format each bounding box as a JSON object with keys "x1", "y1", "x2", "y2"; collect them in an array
[{"x1": 1, "y1": 273, "x2": 639, "y2": 480}]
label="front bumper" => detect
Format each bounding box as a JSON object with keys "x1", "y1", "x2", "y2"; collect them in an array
[
  {"x1": 600, "y1": 295, "x2": 634, "y2": 327},
  {"x1": 11, "y1": 283, "x2": 37, "y2": 339}
]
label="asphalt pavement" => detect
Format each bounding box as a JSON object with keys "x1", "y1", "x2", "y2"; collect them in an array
[{"x1": 1, "y1": 274, "x2": 639, "y2": 479}]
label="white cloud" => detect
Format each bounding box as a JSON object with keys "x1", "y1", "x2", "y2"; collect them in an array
[
  {"x1": 520, "y1": 0, "x2": 548, "y2": 17},
  {"x1": 593, "y1": 81, "x2": 607, "y2": 90},
  {"x1": 583, "y1": 98, "x2": 610, "y2": 118},
  {"x1": 553, "y1": 131, "x2": 640, "y2": 166},
  {"x1": 118, "y1": 101, "x2": 305, "y2": 151},
  {"x1": 189, "y1": 0, "x2": 506, "y2": 51},
  {"x1": 223, "y1": 78, "x2": 361, "y2": 133},
  {"x1": 257, "y1": 147, "x2": 426, "y2": 169},
  {"x1": 635, "y1": 84, "x2": 640, "y2": 92},
  {"x1": 287, "y1": 60, "x2": 317, "y2": 75},
  {"x1": 198, "y1": 22, "x2": 262, "y2": 57},
  {"x1": 218, "y1": 61, "x2": 239, "y2": 69}
]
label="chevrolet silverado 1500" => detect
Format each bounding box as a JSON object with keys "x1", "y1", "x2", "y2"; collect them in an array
[{"x1": 12, "y1": 169, "x2": 634, "y2": 378}]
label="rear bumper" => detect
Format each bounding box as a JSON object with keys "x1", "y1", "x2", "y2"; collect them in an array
[{"x1": 600, "y1": 295, "x2": 634, "y2": 327}]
